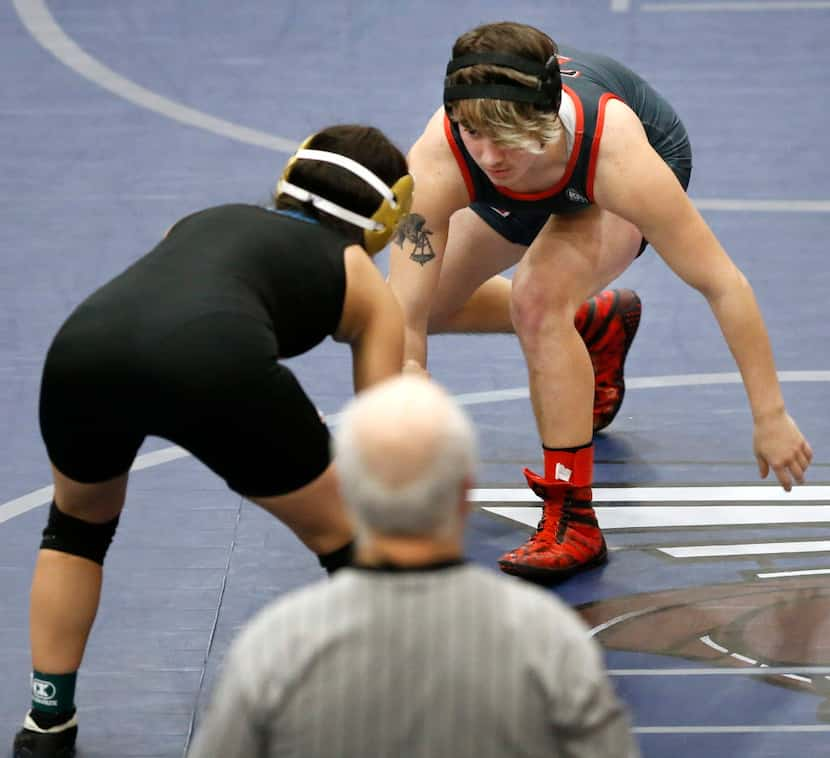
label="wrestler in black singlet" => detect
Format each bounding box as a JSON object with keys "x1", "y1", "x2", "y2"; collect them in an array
[
  {"x1": 39, "y1": 204, "x2": 349, "y2": 496},
  {"x1": 445, "y1": 45, "x2": 694, "y2": 249}
]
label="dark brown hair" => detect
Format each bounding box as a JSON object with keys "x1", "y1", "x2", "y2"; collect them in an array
[
  {"x1": 451, "y1": 21, "x2": 557, "y2": 63},
  {"x1": 275, "y1": 125, "x2": 408, "y2": 243}
]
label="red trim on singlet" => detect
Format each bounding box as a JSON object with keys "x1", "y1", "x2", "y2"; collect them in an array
[
  {"x1": 443, "y1": 113, "x2": 476, "y2": 202},
  {"x1": 585, "y1": 93, "x2": 621, "y2": 203},
  {"x1": 491, "y1": 84, "x2": 585, "y2": 201}
]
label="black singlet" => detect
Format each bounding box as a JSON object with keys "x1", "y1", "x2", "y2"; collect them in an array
[
  {"x1": 81, "y1": 204, "x2": 348, "y2": 359},
  {"x1": 39, "y1": 204, "x2": 351, "y2": 495}
]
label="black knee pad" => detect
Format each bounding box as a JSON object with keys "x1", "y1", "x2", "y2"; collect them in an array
[{"x1": 40, "y1": 501, "x2": 120, "y2": 565}]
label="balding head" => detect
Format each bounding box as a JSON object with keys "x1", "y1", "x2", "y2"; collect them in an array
[{"x1": 333, "y1": 376, "x2": 478, "y2": 539}]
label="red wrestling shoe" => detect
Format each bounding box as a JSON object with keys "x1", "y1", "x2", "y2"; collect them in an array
[
  {"x1": 574, "y1": 289, "x2": 642, "y2": 433},
  {"x1": 498, "y1": 471, "x2": 607, "y2": 583}
]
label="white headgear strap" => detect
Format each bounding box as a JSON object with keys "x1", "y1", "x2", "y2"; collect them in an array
[
  {"x1": 276, "y1": 180, "x2": 382, "y2": 231},
  {"x1": 295, "y1": 149, "x2": 396, "y2": 205},
  {"x1": 276, "y1": 148, "x2": 399, "y2": 232}
]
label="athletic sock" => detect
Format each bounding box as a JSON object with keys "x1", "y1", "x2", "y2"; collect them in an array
[
  {"x1": 29, "y1": 670, "x2": 76, "y2": 724},
  {"x1": 542, "y1": 442, "x2": 593, "y2": 491}
]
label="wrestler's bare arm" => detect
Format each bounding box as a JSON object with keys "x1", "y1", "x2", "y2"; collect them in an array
[
  {"x1": 387, "y1": 108, "x2": 470, "y2": 367},
  {"x1": 592, "y1": 100, "x2": 812, "y2": 490},
  {"x1": 335, "y1": 245, "x2": 405, "y2": 393}
]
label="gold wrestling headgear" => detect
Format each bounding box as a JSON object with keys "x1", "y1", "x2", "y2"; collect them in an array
[{"x1": 277, "y1": 135, "x2": 414, "y2": 255}]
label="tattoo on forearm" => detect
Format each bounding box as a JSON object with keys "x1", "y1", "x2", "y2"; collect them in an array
[{"x1": 395, "y1": 213, "x2": 436, "y2": 266}]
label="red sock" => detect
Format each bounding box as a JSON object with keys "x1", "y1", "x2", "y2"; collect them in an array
[
  {"x1": 523, "y1": 443, "x2": 594, "y2": 500},
  {"x1": 542, "y1": 443, "x2": 593, "y2": 490}
]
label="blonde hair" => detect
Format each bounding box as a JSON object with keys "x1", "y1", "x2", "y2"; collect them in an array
[
  {"x1": 445, "y1": 22, "x2": 563, "y2": 152},
  {"x1": 449, "y1": 88, "x2": 562, "y2": 154}
]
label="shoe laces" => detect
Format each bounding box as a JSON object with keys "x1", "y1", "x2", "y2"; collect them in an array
[
  {"x1": 530, "y1": 490, "x2": 598, "y2": 544},
  {"x1": 528, "y1": 493, "x2": 571, "y2": 546}
]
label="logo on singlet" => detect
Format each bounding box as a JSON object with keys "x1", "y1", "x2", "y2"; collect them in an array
[
  {"x1": 490, "y1": 206, "x2": 511, "y2": 218},
  {"x1": 566, "y1": 188, "x2": 588, "y2": 204}
]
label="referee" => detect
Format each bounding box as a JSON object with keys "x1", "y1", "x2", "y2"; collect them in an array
[{"x1": 188, "y1": 375, "x2": 639, "y2": 758}]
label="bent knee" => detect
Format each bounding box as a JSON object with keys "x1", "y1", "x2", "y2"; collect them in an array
[{"x1": 510, "y1": 277, "x2": 574, "y2": 341}]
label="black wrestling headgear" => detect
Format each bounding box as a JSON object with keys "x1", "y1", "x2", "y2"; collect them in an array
[{"x1": 443, "y1": 52, "x2": 562, "y2": 112}]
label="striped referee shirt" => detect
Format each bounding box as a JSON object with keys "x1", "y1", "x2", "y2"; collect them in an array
[{"x1": 188, "y1": 562, "x2": 639, "y2": 758}]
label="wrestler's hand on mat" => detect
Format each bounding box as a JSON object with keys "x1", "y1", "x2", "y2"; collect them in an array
[
  {"x1": 402, "y1": 359, "x2": 430, "y2": 379},
  {"x1": 753, "y1": 409, "x2": 813, "y2": 492}
]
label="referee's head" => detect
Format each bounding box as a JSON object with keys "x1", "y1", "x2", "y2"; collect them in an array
[{"x1": 333, "y1": 376, "x2": 478, "y2": 554}]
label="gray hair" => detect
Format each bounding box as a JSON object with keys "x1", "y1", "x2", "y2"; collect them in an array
[{"x1": 333, "y1": 376, "x2": 478, "y2": 539}]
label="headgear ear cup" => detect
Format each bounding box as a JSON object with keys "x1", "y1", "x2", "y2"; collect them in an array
[
  {"x1": 364, "y1": 174, "x2": 414, "y2": 254},
  {"x1": 542, "y1": 55, "x2": 562, "y2": 113},
  {"x1": 276, "y1": 136, "x2": 414, "y2": 255}
]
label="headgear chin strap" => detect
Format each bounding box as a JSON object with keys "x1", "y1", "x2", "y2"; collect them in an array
[
  {"x1": 443, "y1": 52, "x2": 561, "y2": 112},
  {"x1": 276, "y1": 137, "x2": 414, "y2": 255}
]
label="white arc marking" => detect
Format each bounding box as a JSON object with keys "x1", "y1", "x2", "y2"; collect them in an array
[{"x1": 13, "y1": 0, "x2": 298, "y2": 153}]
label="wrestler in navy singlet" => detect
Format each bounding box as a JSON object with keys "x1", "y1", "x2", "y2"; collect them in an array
[
  {"x1": 40, "y1": 204, "x2": 349, "y2": 495},
  {"x1": 445, "y1": 45, "x2": 693, "y2": 247}
]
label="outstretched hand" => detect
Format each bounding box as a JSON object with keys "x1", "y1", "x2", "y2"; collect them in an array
[{"x1": 753, "y1": 410, "x2": 813, "y2": 492}]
